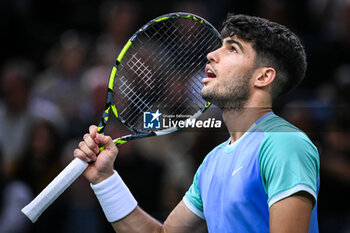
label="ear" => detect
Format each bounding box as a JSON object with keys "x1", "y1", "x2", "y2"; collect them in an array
[{"x1": 253, "y1": 67, "x2": 276, "y2": 88}]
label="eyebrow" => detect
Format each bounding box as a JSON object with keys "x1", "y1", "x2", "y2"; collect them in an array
[{"x1": 224, "y1": 39, "x2": 244, "y2": 53}]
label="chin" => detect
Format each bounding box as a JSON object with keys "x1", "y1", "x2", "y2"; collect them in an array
[
  {"x1": 200, "y1": 87, "x2": 210, "y2": 100},
  {"x1": 201, "y1": 84, "x2": 214, "y2": 94},
  {"x1": 200, "y1": 89, "x2": 215, "y2": 103}
]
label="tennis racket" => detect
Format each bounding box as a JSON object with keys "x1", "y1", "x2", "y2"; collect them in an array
[{"x1": 21, "y1": 12, "x2": 221, "y2": 222}]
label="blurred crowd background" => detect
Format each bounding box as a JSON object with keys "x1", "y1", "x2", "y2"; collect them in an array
[{"x1": 0, "y1": 0, "x2": 349, "y2": 232}]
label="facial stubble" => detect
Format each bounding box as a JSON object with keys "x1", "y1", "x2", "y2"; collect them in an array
[{"x1": 201, "y1": 71, "x2": 252, "y2": 111}]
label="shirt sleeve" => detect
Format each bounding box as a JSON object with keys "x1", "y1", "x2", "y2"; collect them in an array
[
  {"x1": 184, "y1": 163, "x2": 205, "y2": 219},
  {"x1": 258, "y1": 131, "x2": 320, "y2": 208}
]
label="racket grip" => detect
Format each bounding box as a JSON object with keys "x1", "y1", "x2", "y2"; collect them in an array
[{"x1": 21, "y1": 157, "x2": 89, "y2": 222}]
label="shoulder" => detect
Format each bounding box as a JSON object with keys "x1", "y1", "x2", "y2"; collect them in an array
[
  {"x1": 256, "y1": 115, "x2": 320, "y2": 206},
  {"x1": 262, "y1": 131, "x2": 317, "y2": 155},
  {"x1": 258, "y1": 114, "x2": 318, "y2": 156},
  {"x1": 258, "y1": 115, "x2": 319, "y2": 177}
]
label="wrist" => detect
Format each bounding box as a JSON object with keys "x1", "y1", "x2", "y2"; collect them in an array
[
  {"x1": 90, "y1": 170, "x2": 115, "y2": 185},
  {"x1": 90, "y1": 170, "x2": 138, "y2": 222}
]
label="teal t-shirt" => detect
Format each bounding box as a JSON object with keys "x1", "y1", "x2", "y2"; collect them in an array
[{"x1": 184, "y1": 112, "x2": 320, "y2": 232}]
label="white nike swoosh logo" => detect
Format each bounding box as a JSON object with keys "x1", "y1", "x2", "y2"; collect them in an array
[{"x1": 231, "y1": 166, "x2": 243, "y2": 176}]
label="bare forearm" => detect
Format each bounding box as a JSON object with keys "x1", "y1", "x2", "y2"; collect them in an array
[
  {"x1": 111, "y1": 201, "x2": 207, "y2": 233},
  {"x1": 112, "y1": 207, "x2": 162, "y2": 233}
]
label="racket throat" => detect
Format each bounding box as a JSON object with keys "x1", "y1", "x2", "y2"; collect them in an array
[
  {"x1": 98, "y1": 88, "x2": 115, "y2": 134},
  {"x1": 114, "y1": 131, "x2": 157, "y2": 145}
]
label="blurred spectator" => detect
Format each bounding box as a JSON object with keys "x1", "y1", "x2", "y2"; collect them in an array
[
  {"x1": 14, "y1": 120, "x2": 66, "y2": 233},
  {"x1": 32, "y1": 30, "x2": 90, "y2": 139},
  {"x1": 80, "y1": 60, "x2": 110, "y2": 125},
  {"x1": 80, "y1": 1, "x2": 142, "y2": 125},
  {"x1": 0, "y1": 59, "x2": 36, "y2": 176},
  {"x1": 15, "y1": 120, "x2": 63, "y2": 194},
  {"x1": 0, "y1": 58, "x2": 66, "y2": 176},
  {"x1": 0, "y1": 145, "x2": 33, "y2": 233},
  {"x1": 96, "y1": 1, "x2": 140, "y2": 65}
]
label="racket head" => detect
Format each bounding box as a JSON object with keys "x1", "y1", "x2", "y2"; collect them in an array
[{"x1": 99, "y1": 12, "x2": 222, "y2": 139}]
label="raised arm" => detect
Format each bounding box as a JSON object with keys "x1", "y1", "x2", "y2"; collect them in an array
[
  {"x1": 111, "y1": 201, "x2": 207, "y2": 233},
  {"x1": 74, "y1": 125, "x2": 207, "y2": 233}
]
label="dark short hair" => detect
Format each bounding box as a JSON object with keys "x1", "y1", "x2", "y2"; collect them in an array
[{"x1": 221, "y1": 14, "x2": 307, "y2": 100}]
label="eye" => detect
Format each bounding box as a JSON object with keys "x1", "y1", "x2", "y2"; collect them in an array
[
  {"x1": 228, "y1": 45, "x2": 238, "y2": 53},
  {"x1": 231, "y1": 46, "x2": 238, "y2": 53}
]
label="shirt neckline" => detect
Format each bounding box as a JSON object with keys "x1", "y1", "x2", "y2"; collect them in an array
[{"x1": 225, "y1": 111, "x2": 275, "y2": 148}]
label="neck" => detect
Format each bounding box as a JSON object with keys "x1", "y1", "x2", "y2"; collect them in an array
[{"x1": 222, "y1": 106, "x2": 272, "y2": 144}]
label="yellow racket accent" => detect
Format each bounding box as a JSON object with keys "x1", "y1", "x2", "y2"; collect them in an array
[
  {"x1": 117, "y1": 40, "x2": 132, "y2": 62},
  {"x1": 107, "y1": 40, "x2": 132, "y2": 89},
  {"x1": 99, "y1": 138, "x2": 127, "y2": 151},
  {"x1": 108, "y1": 67, "x2": 117, "y2": 89},
  {"x1": 155, "y1": 16, "x2": 170, "y2": 22},
  {"x1": 111, "y1": 104, "x2": 118, "y2": 118}
]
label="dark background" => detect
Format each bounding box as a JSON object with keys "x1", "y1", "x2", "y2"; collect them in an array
[{"x1": 0, "y1": 0, "x2": 349, "y2": 232}]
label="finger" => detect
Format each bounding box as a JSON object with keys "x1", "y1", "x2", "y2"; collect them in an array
[
  {"x1": 83, "y1": 133, "x2": 100, "y2": 154},
  {"x1": 95, "y1": 134, "x2": 118, "y2": 154},
  {"x1": 79, "y1": 141, "x2": 97, "y2": 161},
  {"x1": 89, "y1": 125, "x2": 98, "y2": 140},
  {"x1": 74, "y1": 148, "x2": 91, "y2": 163}
]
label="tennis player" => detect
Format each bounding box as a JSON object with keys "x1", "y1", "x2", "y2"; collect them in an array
[{"x1": 74, "y1": 14, "x2": 319, "y2": 233}]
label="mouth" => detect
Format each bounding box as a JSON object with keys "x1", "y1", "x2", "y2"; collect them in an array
[{"x1": 203, "y1": 65, "x2": 216, "y2": 83}]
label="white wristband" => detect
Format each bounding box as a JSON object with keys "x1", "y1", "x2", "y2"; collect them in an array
[{"x1": 90, "y1": 170, "x2": 137, "y2": 222}]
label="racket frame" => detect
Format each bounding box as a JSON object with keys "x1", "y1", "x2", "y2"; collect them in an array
[
  {"x1": 21, "y1": 12, "x2": 221, "y2": 223},
  {"x1": 98, "y1": 12, "x2": 220, "y2": 146}
]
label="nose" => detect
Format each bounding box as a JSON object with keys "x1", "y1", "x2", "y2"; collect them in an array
[{"x1": 207, "y1": 48, "x2": 220, "y2": 63}]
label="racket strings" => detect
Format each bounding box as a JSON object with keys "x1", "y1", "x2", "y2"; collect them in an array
[
  {"x1": 118, "y1": 28, "x2": 211, "y2": 121},
  {"x1": 118, "y1": 35, "x2": 214, "y2": 126},
  {"x1": 114, "y1": 17, "x2": 221, "y2": 130},
  {"x1": 137, "y1": 21, "x2": 213, "y2": 106}
]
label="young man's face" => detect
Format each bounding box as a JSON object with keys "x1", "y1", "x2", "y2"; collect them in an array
[{"x1": 201, "y1": 36, "x2": 257, "y2": 110}]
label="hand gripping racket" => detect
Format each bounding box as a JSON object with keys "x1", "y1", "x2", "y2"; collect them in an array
[{"x1": 22, "y1": 12, "x2": 221, "y2": 222}]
